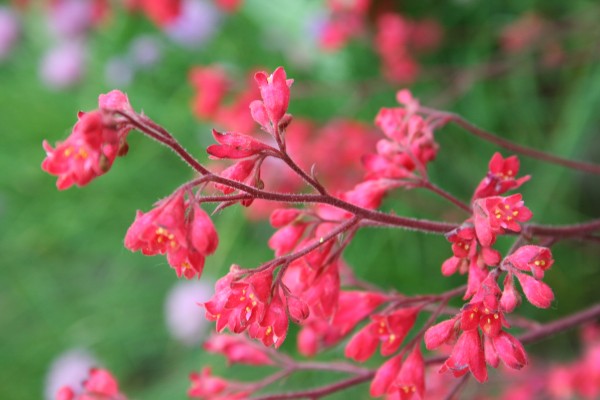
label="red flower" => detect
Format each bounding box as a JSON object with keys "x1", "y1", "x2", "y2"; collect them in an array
[{"x1": 473, "y1": 153, "x2": 530, "y2": 200}]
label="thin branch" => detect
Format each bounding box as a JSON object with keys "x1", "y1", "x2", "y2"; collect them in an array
[
  {"x1": 419, "y1": 108, "x2": 600, "y2": 176},
  {"x1": 419, "y1": 180, "x2": 472, "y2": 213}
]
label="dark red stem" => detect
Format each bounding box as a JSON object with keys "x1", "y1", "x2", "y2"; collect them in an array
[{"x1": 420, "y1": 107, "x2": 600, "y2": 176}]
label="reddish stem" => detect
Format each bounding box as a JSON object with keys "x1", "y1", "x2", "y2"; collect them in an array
[
  {"x1": 419, "y1": 107, "x2": 600, "y2": 176},
  {"x1": 249, "y1": 302, "x2": 600, "y2": 399}
]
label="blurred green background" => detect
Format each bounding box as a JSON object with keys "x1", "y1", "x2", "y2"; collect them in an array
[{"x1": 1, "y1": 0, "x2": 599, "y2": 399}]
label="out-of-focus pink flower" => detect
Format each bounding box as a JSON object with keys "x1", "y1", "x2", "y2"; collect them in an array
[
  {"x1": 40, "y1": 41, "x2": 86, "y2": 89},
  {"x1": 203, "y1": 333, "x2": 273, "y2": 365},
  {"x1": 165, "y1": 280, "x2": 214, "y2": 345},
  {"x1": 500, "y1": 13, "x2": 545, "y2": 53},
  {"x1": 47, "y1": 0, "x2": 95, "y2": 39},
  {"x1": 473, "y1": 153, "x2": 530, "y2": 200},
  {"x1": 0, "y1": 7, "x2": 20, "y2": 61},
  {"x1": 166, "y1": 0, "x2": 221, "y2": 47}
]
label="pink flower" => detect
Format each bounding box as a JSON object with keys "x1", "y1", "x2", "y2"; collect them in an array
[
  {"x1": 56, "y1": 368, "x2": 126, "y2": 400},
  {"x1": 207, "y1": 129, "x2": 275, "y2": 159},
  {"x1": 439, "y1": 330, "x2": 488, "y2": 383},
  {"x1": 392, "y1": 346, "x2": 425, "y2": 400},
  {"x1": 188, "y1": 367, "x2": 249, "y2": 399},
  {"x1": 500, "y1": 273, "x2": 521, "y2": 313},
  {"x1": 504, "y1": 245, "x2": 554, "y2": 280},
  {"x1": 253, "y1": 67, "x2": 293, "y2": 127},
  {"x1": 203, "y1": 334, "x2": 273, "y2": 365},
  {"x1": 296, "y1": 291, "x2": 385, "y2": 356},
  {"x1": 268, "y1": 222, "x2": 307, "y2": 256},
  {"x1": 345, "y1": 308, "x2": 419, "y2": 362},
  {"x1": 248, "y1": 291, "x2": 289, "y2": 348},
  {"x1": 124, "y1": 192, "x2": 218, "y2": 279},
  {"x1": 128, "y1": 0, "x2": 182, "y2": 27},
  {"x1": 425, "y1": 318, "x2": 459, "y2": 350},
  {"x1": 42, "y1": 91, "x2": 132, "y2": 189},
  {"x1": 473, "y1": 194, "x2": 533, "y2": 246},
  {"x1": 491, "y1": 331, "x2": 528, "y2": 370},
  {"x1": 473, "y1": 153, "x2": 530, "y2": 200},
  {"x1": 214, "y1": 159, "x2": 259, "y2": 196},
  {"x1": 341, "y1": 179, "x2": 400, "y2": 210},
  {"x1": 514, "y1": 271, "x2": 554, "y2": 309},
  {"x1": 189, "y1": 66, "x2": 229, "y2": 119},
  {"x1": 269, "y1": 208, "x2": 302, "y2": 228},
  {"x1": 370, "y1": 354, "x2": 403, "y2": 397},
  {"x1": 42, "y1": 111, "x2": 121, "y2": 189},
  {"x1": 83, "y1": 369, "x2": 120, "y2": 397}
]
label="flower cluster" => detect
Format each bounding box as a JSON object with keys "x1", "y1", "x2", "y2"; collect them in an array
[
  {"x1": 124, "y1": 190, "x2": 218, "y2": 279},
  {"x1": 40, "y1": 64, "x2": 597, "y2": 400},
  {"x1": 364, "y1": 90, "x2": 438, "y2": 183},
  {"x1": 318, "y1": 2, "x2": 442, "y2": 83},
  {"x1": 42, "y1": 90, "x2": 132, "y2": 189},
  {"x1": 424, "y1": 152, "x2": 555, "y2": 383}
]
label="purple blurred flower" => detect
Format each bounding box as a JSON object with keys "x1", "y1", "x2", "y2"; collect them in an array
[
  {"x1": 128, "y1": 35, "x2": 162, "y2": 69},
  {"x1": 40, "y1": 41, "x2": 86, "y2": 89},
  {"x1": 44, "y1": 348, "x2": 98, "y2": 400},
  {"x1": 104, "y1": 56, "x2": 134, "y2": 87},
  {"x1": 0, "y1": 7, "x2": 21, "y2": 61},
  {"x1": 166, "y1": 0, "x2": 221, "y2": 47},
  {"x1": 164, "y1": 280, "x2": 214, "y2": 346},
  {"x1": 47, "y1": 0, "x2": 94, "y2": 39}
]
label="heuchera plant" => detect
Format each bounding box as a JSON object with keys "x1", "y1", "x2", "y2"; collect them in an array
[{"x1": 43, "y1": 67, "x2": 600, "y2": 399}]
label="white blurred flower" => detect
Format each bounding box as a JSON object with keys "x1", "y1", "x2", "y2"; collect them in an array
[
  {"x1": 44, "y1": 348, "x2": 97, "y2": 400},
  {"x1": 164, "y1": 279, "x2": 214, "y2": 346}
]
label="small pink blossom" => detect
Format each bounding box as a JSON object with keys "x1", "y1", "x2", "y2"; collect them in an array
[
  {"x1": 504, "y1": 245, "x2": 554, "y2": 280},
  {"x1": 207, "y1": 129, "x2": 275, "y2": 159},
  {"x1": 473, "y1": 153, "x2": 530, "y2": 200},
  {"x1": 253, "y1": 67, "x2": 293, "y2": 127},
  {"x1": 473, "y1": 194, "x2": 533, "y2": 246},
  {"x1": 514, "y1": 271, "x2": 554, "y2": 309},
  {"x1": 203, "y1": 334, "x2": 273, "y2": 365}
]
